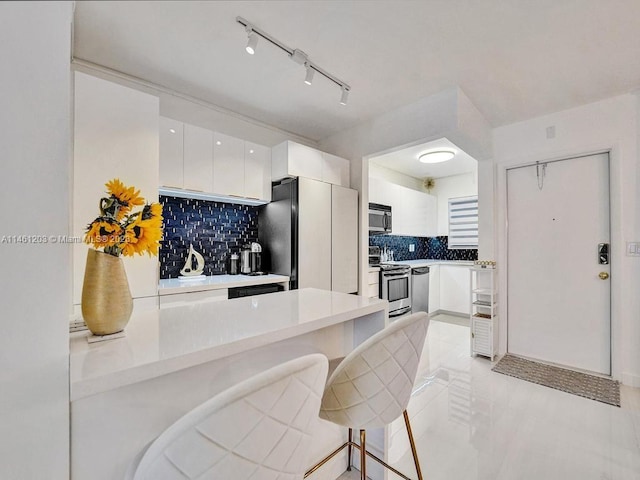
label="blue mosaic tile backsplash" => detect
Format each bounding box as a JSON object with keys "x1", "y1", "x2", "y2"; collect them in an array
[
  {"x1": 369, "y1": 235, "x2": 478, "y2": 262},
  {"x1": 159, "y1": 195, "x2": 259, "y2": 279}
]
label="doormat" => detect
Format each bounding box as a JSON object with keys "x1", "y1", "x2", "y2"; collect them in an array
[{"x1": 492, "y1": 354, "x2": 620, "y2": 407}]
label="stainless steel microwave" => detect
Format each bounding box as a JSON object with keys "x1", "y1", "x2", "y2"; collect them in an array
[{"x1": 369, "y1": 202, "x2": 392, "y2": 234}]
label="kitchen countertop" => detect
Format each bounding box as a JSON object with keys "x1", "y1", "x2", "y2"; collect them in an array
[
  {"x1": 383, "y1": 259, "x2": 474, "y2": 268},
  {"x1": 158, "y1": 273, "x2": 290, "y2": 295},
  {"x1": 70, "y1": 288, "x2": 387, "y2": 401}
]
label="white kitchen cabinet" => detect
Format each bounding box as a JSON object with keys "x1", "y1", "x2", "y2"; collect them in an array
[
  {"x1": 323, "y1": 152, "x2": 350, "y2": 186},
  {"x1": 159, "y1": 117, "x2": 183, "y2": 188},
  {"x1": 367, "y1": 268, "x2": 380, "y2": 299},
  {"x1": 73, "y1": 72, "x2": 159, "y2": 303},
  {"x1": 368, "y1": 177, "x2": 436, "y2": 236},
  {"x1": 159, "y1": 118, "x2": 272, "y2": 203},
  {"x1": 439, "y1": 265, "x2": 470, "y2": 314},
  {"x1": 428, "y1": 264, "x2": 440, "y2": 313},
  {"x1": 272, "y1": 141, "x2": 322, "y2": 181},
  {"x1": 244, "y1": 142, "x2": 271, "y2": 202},
  {"x1": 272, "y1": 140, "x2": 350, "y2": 186},
  {"x1": 213, "y1": 131, "x2": 244, "y2": 197},
  {"x1": 298, "y1": 177, "x2": 332, "y2": 290},
  {"x1": 183, "y1": 123, "x2": 213, "y2": 192},
  {"x1": 331, "y1": 184, "x2": 358, "y2": 294}
]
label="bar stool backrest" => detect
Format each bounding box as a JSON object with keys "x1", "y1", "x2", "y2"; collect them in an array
[
  {"x1": 319, "y1": 312, "x2": 429, "y2": 430},
  {"x1": 131, "y1": 354, "x2": 328, "y2": 480}
]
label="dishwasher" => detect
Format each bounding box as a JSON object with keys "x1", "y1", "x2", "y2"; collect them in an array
[{"x1": 411, "y1": 266, "x2": 430, "y2": 314}]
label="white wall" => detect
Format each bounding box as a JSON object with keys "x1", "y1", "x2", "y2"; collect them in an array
[
  {"x1": 431, "y1": 171, "x2": 478, "y2": 236},
  {"x1": 73, "y1": 72, "x2": 160, "y2": 304},
  {"x1": 493, "y1": 94, "x2": 639, "y2": 385},
  {"x1": 0, "y1": 2, "x2": 72, "y2": 478},
  {"x1": 369, "y1": 163, "x2": 425, "y2": 192},
  {"x1": 319, "y1": 88, "x2": 492, "y2": 295},
  {"x1": 73, "y1": 62, "x2": 316, "y2": 149}
]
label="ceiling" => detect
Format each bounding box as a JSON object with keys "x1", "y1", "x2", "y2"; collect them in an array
[
  {"x1": 370, "y1": 138, "x2": 477, "y2": 179},
  {"x1": 73, "y1": 1, "x2": 640, "y2": 142}
]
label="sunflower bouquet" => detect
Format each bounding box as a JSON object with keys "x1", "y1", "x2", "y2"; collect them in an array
[{"x1": 85, "y1": 179, "x2": 163, "y2": 257}]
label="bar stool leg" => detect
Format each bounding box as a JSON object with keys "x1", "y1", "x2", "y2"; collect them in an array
[
  {"x1": 347, "y1": 428, "x2": 353, "y2": 471},
  {"x1": 360, "y1": 429, "x2": 366, "y2": 480},
  {"x1": 403, "y1": 410, "x2": 424, "y2": 480}
]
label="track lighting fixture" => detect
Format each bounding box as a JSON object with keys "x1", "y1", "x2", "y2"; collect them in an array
[
  {"x1": 339, "y1": 86, "x2": 349, "y2": 106},
  {"x1": 245, "y1": 27, "x2": 258, "y2": 55},
  {"x1": 304, "y1": 63, "x2": 314, "y2": 85},
  {"x1": 237, "y1": 16, "x2": 351, "y2": 105}
]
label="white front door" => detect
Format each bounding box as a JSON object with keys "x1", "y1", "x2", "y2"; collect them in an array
[{"x1": 507, "y1": 153, "x2": 611, "y2": 375}]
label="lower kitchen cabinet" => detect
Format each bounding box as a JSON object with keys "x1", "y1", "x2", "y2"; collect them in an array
[
  {"x1": 367, "y1": 267, "x2": 380, "y2": 299},
  {"x1": 428, "y1": 265, "x2": 440, "y2": 314},
  {"x1": 439, "y1": 265, "x2": 470, "y2": 314}
]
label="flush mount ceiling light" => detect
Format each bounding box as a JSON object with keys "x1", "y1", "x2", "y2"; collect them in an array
[
  {"x1": 419, "y1": 150, "x2": 456, "y2": 164},
  {"x1": 236, "y1": 16, "x2": 351, "y2": 105}
]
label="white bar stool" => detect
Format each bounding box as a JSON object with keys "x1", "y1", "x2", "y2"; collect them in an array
[
  {"x1": 126, "y1": 353, "x2": 328, "y2": 480},
  {"x1": 305, "y1": 312, "x2": 430, "y2": 480}
]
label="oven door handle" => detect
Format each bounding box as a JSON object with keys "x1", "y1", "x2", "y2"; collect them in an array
[
  {"x1": 383, "y1": 272, "x2": 410, "y2": 277},
  {"x1": 389, "y1": 306, "x2": 412, "y2": 318}
]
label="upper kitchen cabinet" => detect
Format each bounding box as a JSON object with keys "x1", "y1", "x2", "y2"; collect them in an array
[
  {"x1": 322, "y1": 152, "x2": 350, "y2": 186},
  {"x1": 244, "y1": 142, "x2": 272, "y2": 202},
  {"x1": 158, "y1": 117, "x2": 271, "y2": 204},
  {"x1": 159, "y1": 117, "x2": 183, "y2": 189},
  {"x1": 369, "y1": 177, "x2": 437, "y2": 237},
  {"x1": 74, "y1": 72, "x2": 159, "y2": 303},
  {"x1": 212, "y1": 132, "x2": 244, "y2": 197},
  {"x1": 183, "y1": 123, "x2": 213, "y2": 192},
  {"x1": 272, "y1": 140, "x2": 350, "y2": 187}
]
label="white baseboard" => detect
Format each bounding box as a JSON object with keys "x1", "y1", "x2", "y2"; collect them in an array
[
  {"x1": 429, "y1": 309, "x2": 468, "y2": 318},
  {"x1": 620, "y1": 372, "x2": 640, "y2": 387}
]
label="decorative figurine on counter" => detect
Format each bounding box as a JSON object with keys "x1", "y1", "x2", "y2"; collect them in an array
[{"x1": 179, "y1": 244, "x2": 205, "y2": 278}]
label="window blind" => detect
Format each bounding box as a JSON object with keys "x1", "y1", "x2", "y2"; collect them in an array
[{"x1": 448, "y1": 195, "x2": 478, "y2": 249}]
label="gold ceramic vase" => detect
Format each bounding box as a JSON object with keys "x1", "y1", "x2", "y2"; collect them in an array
[{"x1": 81, "y1": 249, "x2": 133, "y2": 335}]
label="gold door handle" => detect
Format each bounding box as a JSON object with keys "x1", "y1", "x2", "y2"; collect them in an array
[{"x1": 599, "y1": 272, "x2": 609, "y2": 280}]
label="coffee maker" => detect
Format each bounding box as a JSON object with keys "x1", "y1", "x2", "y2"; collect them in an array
[
  {"x1": 250, "y1": 242, "x2": 262, "y2": 274},
  {"x1": 240, "y1": 245, "x2": 252, "y2": 274},
  {"x1": 240, "y1": 242, "x2": 263, "y2": 275}
]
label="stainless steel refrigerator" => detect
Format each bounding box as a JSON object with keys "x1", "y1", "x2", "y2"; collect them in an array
[
  {"x1": 259, "y1": 177, "x2": 357, "y2": 292},
  {"x1": 259, "y1": 178, "x2": 301, "y2": 290}
]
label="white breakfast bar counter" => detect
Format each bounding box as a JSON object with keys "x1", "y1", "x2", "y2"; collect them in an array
[{"x1": 70, "y1": 288, "x2": 388, "y2": 480}]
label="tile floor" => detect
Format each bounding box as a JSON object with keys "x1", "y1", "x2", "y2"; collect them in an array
[{"x1": 339, "y1": 314, "x2": 640, "y2": 479}]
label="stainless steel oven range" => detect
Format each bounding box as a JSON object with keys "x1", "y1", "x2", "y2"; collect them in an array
[{"x1": 380, "y1": 264, "x2": 412, "y2": 318}]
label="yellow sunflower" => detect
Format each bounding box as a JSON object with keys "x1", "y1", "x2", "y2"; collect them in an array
[
  {"x1": 121, "y1": 205, "x2": 163, "y2": 257},
  {"x1": 105, "y1": 178, "x2": 145, "y2": 220},
  {"x1": 85, "y1": 218, "x2": 123, "y2": 249}
]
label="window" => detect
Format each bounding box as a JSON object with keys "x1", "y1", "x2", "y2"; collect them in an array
[{"x1": 448, "y1": 195, "x2": 478, "y2": 249}]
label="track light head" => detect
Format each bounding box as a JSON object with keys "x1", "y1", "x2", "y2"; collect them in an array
[
  {"x1": 304, "y1": 63, "x2": 314, "y2": 85},
  {"x1": 245, "y1": 27, "x2": 258, "y2": 55},
  {"x1": 339, "y1": 86, "x2": 349, "y2": 106}
]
